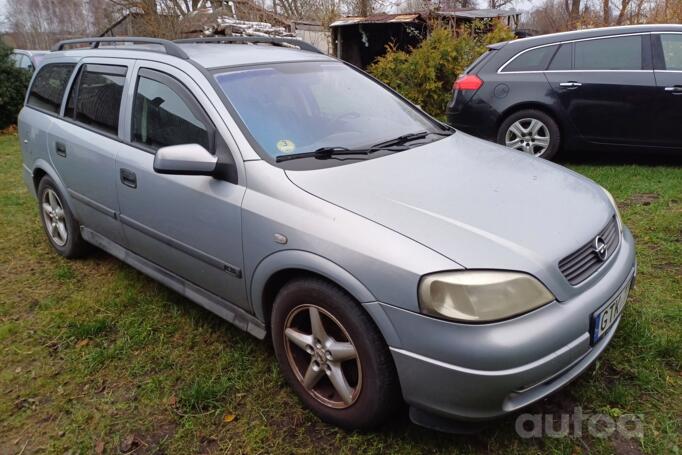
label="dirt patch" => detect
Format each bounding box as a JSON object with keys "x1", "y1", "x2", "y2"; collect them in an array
[
  {"x1": 620, "y1": 193, "x2": 660, "y2": 209},
  {"x1": 611, "y1": 434, "x2": 644, "y2": 455}
]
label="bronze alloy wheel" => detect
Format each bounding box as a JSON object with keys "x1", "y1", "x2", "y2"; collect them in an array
[{"x1": 283, "y1": 304, "x2": 362, "y2": 409}]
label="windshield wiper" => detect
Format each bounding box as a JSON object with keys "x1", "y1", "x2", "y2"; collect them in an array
[
  {"x1": 275, "y1": 130, "x2": 453, "y2": 163},
  {"x1": 367, "y1": 130, "x2": 452, "y2": 150},
  {"x1": 276, "y1": 146, "x2": 372, "y2": 163}
]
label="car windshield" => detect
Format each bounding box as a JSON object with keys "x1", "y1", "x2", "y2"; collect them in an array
[{"x1": 213, "y1": 61, "x2": 445, "y2": 166}]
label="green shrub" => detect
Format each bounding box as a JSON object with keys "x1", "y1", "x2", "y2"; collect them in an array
[
  {"x1": 0, "y1": 42, "x2": 32, "y2": 130},
  {"x1": 368, "y1": 22, "x2": 515, "y2": 119}
]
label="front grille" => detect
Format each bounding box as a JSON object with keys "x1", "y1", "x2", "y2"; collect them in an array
[{"x1": 559, "y1": 217, "x2": 620, "y2": 285}]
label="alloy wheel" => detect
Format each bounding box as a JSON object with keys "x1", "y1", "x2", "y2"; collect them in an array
[
  {"x1": 283, "y1": 304, "x2": 362, "y2": 409},
  {"x1": 505, "y1": 118, "x2": 551, "y2": 156},
  {"x1": 41, "y1": 188, "x2": 68, "y2": 247}
]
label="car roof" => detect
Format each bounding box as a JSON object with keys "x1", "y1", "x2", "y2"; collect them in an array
[
  {"x1": 12, "y1": 49, "x2": 50, "y2": 56},
  {"x1": 42, "y1": 42, "x2": 332, "y2": 70},
  {"x1": 177, "y1": 43, "x2": 333, "y2": 69},
  {"x1": 498, "y1": 24, "x2": 682, "y2": 50}
]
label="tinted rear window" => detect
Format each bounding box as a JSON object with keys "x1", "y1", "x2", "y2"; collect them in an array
[
  {"x1": 466, "y1": 50, "x2": 495, "y2": 74},
  {"x1": 27, "y1": 64, "x2": 75, "y2": 114},
  {"x1": 502, "y1": 45, "x2": 557, "y2": 72},
  {"x1": 548, "y1": 43, "x2": 572, "y2": 70},
  {"x1": 660, "y1": 34, "x2": 682, "y2": 71},
  {"x1": 66, "y1": 65, "x2": 126, "y2": 135},
  {"x1": 574, "y1": 35, "x2": 642, "y2": 70}
]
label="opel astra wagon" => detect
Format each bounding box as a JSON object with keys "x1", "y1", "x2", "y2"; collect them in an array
[
  {"x1": 446, "y1": 24, "x2": 682, "y2": 160},
  {"x1": 18, "y1": 36, "x2": 636, "y2": 431}
]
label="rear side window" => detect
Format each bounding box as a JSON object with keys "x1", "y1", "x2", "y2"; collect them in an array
[
  {"x1": 574, "y1": 35, "x2": 642, "y2": 70},
  {"x1": 466, "y1": 50, "x2": 495, "y2": 74},
  {"x1": 502, "y1": 45, "x2": 557, "y2": 72},
  {"x1": 548, "y1": 43, "x2": 572, "y2": 70},
  {"x1": 132, "y1": 72, "x2": 210, "y2": 151},
  {"x1": 66, "y1": 64, "x2": 126, "y2": 135},
  {"x1": 27, "y1": 63, "x2": 75, "y2": 114},
  {"x1": 660, "y1": 34, "x2": 682, "y2": 70}
]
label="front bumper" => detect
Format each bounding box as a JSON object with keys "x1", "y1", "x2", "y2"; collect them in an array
[{"x1": 363, "y1": 227, "x2": 636, "y2": 421}]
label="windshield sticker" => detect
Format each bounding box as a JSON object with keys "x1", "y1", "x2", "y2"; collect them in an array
[{"x1": 276, "y1": 139, "x2": 296, "y2": 154}]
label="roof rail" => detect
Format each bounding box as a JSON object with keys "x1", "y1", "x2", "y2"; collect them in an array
[
  {"x1": 51, "y1": 37, "x2": 190, "y2": 59},
  {"x1": 174, "y1": 36, "x2": 323, "y2": 54}
]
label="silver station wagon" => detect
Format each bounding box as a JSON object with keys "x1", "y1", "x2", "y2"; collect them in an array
[{"x1": 18, "y1": 36, "x2": 636, "y2": 431}]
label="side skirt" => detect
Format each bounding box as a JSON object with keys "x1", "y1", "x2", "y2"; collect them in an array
[{"x1": 80, "y1": 226, "x2": 267, "y2": 339}]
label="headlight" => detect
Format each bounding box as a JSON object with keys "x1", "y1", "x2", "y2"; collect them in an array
[
  {"x1": 600, "y1": 187, "x2": 623, "y2": 236},
  {"x1": 418, "y1": 271, "x2": 555, "y2": 323}
]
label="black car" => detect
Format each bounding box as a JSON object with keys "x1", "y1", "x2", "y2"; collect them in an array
[{"x1": 446, "y1": 25, "x2": 682, "y2": 160}]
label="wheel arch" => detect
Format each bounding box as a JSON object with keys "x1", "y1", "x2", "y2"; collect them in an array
[
  {"x1": 249, "y1": 250, "x2": 376, "y2": 328},
  {"x1": 497, "y1": 102, "x2": 565, "y2": 136}
]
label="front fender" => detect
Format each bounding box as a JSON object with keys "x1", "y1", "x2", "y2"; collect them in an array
[{"x1": 249, "y1": 249, "x2": 376, "y2": 322}]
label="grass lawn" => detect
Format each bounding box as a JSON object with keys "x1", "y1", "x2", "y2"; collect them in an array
[{"x1": 0, "y1": 132, "x2": 680, "y2": 454}]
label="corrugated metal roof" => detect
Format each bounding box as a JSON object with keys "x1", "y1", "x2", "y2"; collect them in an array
[
  {"x1": 435, "y1": 8, "x2": 520, "y2": 19},
  {"x1": 330, "y1": 13, "x2": 423, "y2": 27}
]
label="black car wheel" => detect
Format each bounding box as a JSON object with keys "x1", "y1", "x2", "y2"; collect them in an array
[
  {"x1": 497, "y1": 109, "x2": 560, "y2": 160},
  {"x1": 271, "y1": 277, "x2": 400, "y2": 430},
  {"x1": 37, "y1": 176, "x2": 88, "y2": 258}
]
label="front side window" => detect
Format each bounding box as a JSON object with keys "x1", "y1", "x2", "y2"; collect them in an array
[
  {"x1": 502, "y1": 45, "x2": 557, "y2": 72},
  {"x1": 27, "y1": 63, "x2": 76, "y2": 114},
  {"x1": 214, "y1": 61, "x2": 442, "y2": 166},
  {"x1": 132, "y1": 73, "x2": 210, "y2": 151},
  {"x1": 660, "y1": 34, "x2": 682, "y2": 71},
  {"x1": 67, "y1": 64, "x2": 126, "y2": 135},
  {"x1": 574, "y1": 35, "x2": 642, "y2": 70}
]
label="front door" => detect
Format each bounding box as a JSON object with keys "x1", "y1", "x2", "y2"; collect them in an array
[
  {"x1": 652, "y1": 32, "x2": 682, "y2": 148},
  {"x1": 115, "y1": 62, "x2": 248, "y2": 309},
  {"x1": 545, "y1": 33, "x2": 656, "y2": 146}
]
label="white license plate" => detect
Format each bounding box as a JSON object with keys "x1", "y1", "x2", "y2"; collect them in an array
[{"x1": 591, "y1": 281, "x2": 630, "y2": 344}]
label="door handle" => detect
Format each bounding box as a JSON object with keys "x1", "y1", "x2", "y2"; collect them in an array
[
  {"x1": 55, "y1": 142, "x2": 67, "y2": 157},
  {"x1": 120, "y1": 168, "x2": 137, "y2": 189},
  {"x1": 664, "y1": 86, "x2": 682, "y2": 94},
  {"x1": 559, "y1": 81, "x2": 582, "y2": 88}
]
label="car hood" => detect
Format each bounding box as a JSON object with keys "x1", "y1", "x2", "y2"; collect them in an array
[{"x1": 285, "y1": 133, "x2": 614, "y2": 300}]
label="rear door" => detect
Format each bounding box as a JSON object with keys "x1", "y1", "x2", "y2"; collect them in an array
[
  {"x1": 544, "y1": 33, "x2": 656, "y2": 146},
  {"x1": 115, "y1": 61, "x2": 248, "y2": 309},
  {"x1": 48, "y1": 58, "x2": 132, "y2": 245},
  {"x1": 652, "y1": 32, "x2": 682, "y2": 148}
]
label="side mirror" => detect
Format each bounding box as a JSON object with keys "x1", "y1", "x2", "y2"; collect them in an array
[{"x1": 153, "y1": 144, "x2": 218, "y2": 176}]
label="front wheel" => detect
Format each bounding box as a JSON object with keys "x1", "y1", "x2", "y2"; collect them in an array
[
  {"x1": 497, "y1": 109, "x2": 560, "y2": 160},
  {"x1": 271, "y1": 277, "x2": 400, "y2": 430}
]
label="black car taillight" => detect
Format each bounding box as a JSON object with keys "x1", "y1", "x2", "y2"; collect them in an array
[{"x1": 453, "y1": 74, "x2": 483, "y2": 91}]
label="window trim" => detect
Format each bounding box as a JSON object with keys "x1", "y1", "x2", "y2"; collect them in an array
[
  {"x1": 129, "y1": 67, "x2": 216, "y2": 155},
  {"x1": 497, "y1": 32, "x2": 652, "y2": 74},
  {"x1": 26, "y1": 62, "x2": 77, "y2": 116}
]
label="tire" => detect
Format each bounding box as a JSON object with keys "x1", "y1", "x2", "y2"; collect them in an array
[
  {"x1": 37, "y1": 176, "x2": 88, "y2": 258},
  {"x1": 497, "y1": 109, "x2": 561, "y2": 160},
  {"x1": 271, "y1": 277, "x2": 400, "y2": 430}
]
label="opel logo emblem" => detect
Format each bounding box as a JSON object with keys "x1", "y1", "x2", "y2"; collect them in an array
[{"x1": 593, "y1": 236, "x2": 608, "y2": 261}]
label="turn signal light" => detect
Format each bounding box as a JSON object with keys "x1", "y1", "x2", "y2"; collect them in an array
[{"x1": 453, "y1": 74, "x2": 483, "y2": 91}]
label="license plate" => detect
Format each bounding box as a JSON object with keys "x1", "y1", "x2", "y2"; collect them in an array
[{"x1": 591, "y1": 281, "x2": 630, "y2": 344}]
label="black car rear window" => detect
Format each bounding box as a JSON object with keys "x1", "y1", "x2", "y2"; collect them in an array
[
  {"x1": 27, "y1": 63, "x2": 76, "y2": 114},
  {"x1": 466, "y1": 50, "x2": 495, "y2": 74},
  {"x1": 574, "y1": 35, "x2": 642, "y2": 70},
  {"x1": 548, "y1": 43, "x2": 572, "y2": 70},
  {"x1": 501, "y1": 45, "x2": 557, "y2": 72}
]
